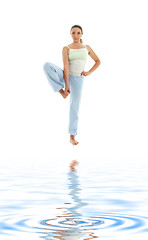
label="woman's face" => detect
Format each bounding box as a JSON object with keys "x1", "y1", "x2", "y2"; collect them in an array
[{"x1": 71, "y1": 27, "x2": 83, "y2": 43}]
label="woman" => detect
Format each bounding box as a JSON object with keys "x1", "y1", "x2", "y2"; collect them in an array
[{"x1": 43, "y1": 25, "x2": 101, "y2": 145}]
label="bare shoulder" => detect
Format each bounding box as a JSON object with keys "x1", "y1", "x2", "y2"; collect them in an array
[
  {"x1": 62, "y1": 46, "x2": 69, "y2": 51},
  {"x1": 62, "y1": 46, "x2": 69, "y2": 55},
  {"x1": 85, "y1": 45, "x2": 101, "y2": 62},
  {"x1": 85, "y1": 45, "x2": 93, "y2": 54}
]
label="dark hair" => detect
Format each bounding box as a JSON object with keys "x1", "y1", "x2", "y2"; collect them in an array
[{"x1": 70, "y1": 25, "x2": 83, "y2": 43}]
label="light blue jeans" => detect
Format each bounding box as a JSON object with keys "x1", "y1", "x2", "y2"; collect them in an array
[{"x1": 43, "y1": 62, "x2": 84, "y2": 136}]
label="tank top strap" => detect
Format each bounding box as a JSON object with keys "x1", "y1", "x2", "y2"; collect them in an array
[{"x1": 67, "y1": 45, "x2": 70, "y2": 49}]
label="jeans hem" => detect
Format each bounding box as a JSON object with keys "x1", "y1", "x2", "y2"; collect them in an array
[{"x1": 69, "y1": 132, "x2": 77, "y2": 137}]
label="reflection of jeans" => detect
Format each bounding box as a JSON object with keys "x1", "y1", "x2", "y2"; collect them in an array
[{"x1": 43, "y1": 62, "x2": 84, "y2": 136}]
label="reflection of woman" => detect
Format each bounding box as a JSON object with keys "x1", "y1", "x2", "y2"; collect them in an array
[
  {"x1": 43, "y1": 160, "x2": 96, "y2": 239},
  {"x1": 43, "y1": 25, "x2": 101, "y2": 145}
]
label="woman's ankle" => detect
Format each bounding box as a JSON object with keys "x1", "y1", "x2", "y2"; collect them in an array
[{"x1": 70, "y1": 135, "x2": 75, "y2": 138}]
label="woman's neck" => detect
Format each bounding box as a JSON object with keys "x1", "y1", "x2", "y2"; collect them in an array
[{"x1": 72, "y1": 43, "x2": 83, "y2": 47}]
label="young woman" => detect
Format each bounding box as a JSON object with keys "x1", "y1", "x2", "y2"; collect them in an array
[{"x1": 43, "y1": 25, "x2": 101, "y2": 145}]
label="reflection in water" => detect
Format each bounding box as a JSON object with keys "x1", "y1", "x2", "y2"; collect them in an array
[
  {"x1": 0, "y1": 161, "x2": 148, "y2": 238},
  {"x1": 40, "y1": 160, "x2": 103, "y2": 239}
]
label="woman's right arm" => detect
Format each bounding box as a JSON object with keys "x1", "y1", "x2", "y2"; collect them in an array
[{"x1": 62, "y1": 47, "x2": 70, "y2": 88}]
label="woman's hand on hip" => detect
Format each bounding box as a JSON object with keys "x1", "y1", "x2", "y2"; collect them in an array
[{"x1": 81, "y1": 71, "x2": 91, "y2": 76}]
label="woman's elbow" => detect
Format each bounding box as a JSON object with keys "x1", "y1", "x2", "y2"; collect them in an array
[{"x1": 96, "y1": 59, "x2": 101, "y2": 66}]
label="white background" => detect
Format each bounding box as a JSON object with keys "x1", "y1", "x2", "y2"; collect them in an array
[{"x1": 0, "y1": 0, "x2": 148, "y2": 164}]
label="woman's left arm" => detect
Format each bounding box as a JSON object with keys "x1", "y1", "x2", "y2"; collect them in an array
[{"x1": 81, "y1": 45, "x2": 101, "y2": 76}]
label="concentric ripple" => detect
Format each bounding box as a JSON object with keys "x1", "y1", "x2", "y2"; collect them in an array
[
  {"x1": 0, "y1": 160, "x2": 148, "y2": 239},
  {"x1": 91, "y1": 213, "x2": 148, "y2": 232},
  {"x1": 40, "y1": 216, "x2": 104, "y2": 229},
  {"x1": 35, "y1": 213, "x2": 148, "y2": 236},
  {"x1": 1, "y1": 212, "x2": 148, "y2": 237}
]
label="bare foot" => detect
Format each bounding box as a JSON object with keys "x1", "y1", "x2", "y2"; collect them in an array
[
  {"x1": 69, "y1": 160, "x2": 79, "y2": 171},
  {"x1": 70, "y1": 135, "x2": 79, "y2": 145},
  {"x1": 59, "y1": 89, "x2": 69, "y2": 99}
]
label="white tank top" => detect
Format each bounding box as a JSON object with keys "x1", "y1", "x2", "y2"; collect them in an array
[{"x1": 67, "y1": 46, "x2": 88, "y2": 76}]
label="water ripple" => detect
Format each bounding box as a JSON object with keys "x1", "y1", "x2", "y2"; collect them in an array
[
  {"x1": 1, "y1": 212, "x2": 148, "y2": 237},
  {"x1": 0, "y1": 160, "x2": 148, "y2": 239}
]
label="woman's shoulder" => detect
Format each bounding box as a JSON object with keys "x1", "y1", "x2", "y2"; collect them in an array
[
  {"x1": 85, "y1": 45, "x2": 91, "y2": 52},
  {"x1": 83, "y1": 45, "x2": 90, "y2": 51},
  {"x1": 85, "y1": 45, "x2": 95, "y2": 55},
  {"x1": 63, "y1": 44, "x2": 72, "y2": 50},
  {"x1": 62, "y1": 46, "x2": 70, "y2": 55},
  {"x1": 63, "y1": 45, "x2": 69, "y2": 50}
]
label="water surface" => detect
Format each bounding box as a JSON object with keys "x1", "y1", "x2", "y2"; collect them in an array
[{"x1": 0, "y1": 158, "x2": 148, "y2": 239}]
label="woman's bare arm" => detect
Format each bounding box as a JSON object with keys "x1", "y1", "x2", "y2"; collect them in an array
[
  {"x1": 62, "y1": 47, "x2": 70, "y2": 86},
  {"x1": 81, "y1": 45, "x2": 101, "y2": 76},
  {"x1": 87, "y1": 45, "x2": 101, "y2": 73}
]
